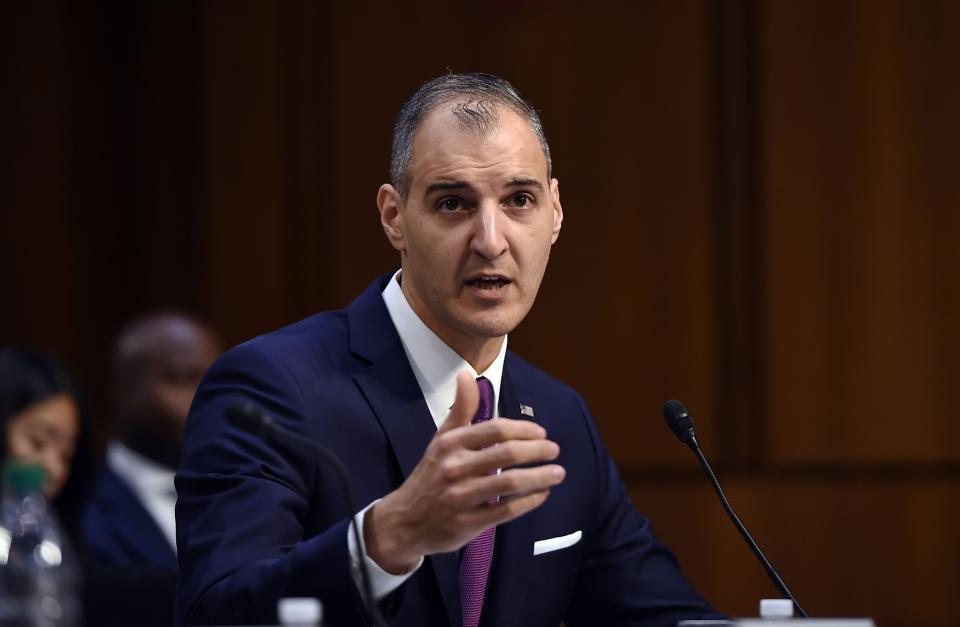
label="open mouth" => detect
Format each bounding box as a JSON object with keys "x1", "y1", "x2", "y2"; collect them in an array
[{"x1": 465, "y1": 276, "x2": 511, "y2": 290}]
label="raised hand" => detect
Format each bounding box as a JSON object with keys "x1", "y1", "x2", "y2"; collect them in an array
[{"x1": 363, "y1": 370, "x2": 565, "y2": 574}]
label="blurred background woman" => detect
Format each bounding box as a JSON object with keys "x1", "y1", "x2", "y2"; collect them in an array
[
  {"x1": 0, "y1": 346, "x2": 173, "y2": 625},
  {"x1": 0, "y1": 346, "x2": 92, "y2": 538}
]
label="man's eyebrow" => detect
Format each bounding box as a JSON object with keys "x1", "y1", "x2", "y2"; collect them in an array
[
  {"x1": 506, "y1": 178, "x2": 544, "y2": 192},
  {"x1": 423, "y1": 178, "x2": 544, "y2": 199},
  {"x1": 424, "y1": 181, "x2": 471, "y2": 198}
]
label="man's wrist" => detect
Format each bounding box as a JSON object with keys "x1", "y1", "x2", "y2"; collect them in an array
[
  {"x1": 348, "y1": 501, "x2": 422, "y2": 602},
  {"x1": 363, "y1": 499, "x2": 422, "y2": 575}
]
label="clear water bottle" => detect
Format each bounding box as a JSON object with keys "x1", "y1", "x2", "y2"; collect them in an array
[{"x1": 0, "y1": 463, "x2": 81, "y2": 627}]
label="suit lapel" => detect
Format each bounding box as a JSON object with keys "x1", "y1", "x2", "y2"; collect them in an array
[
  {"x1": 100, "y1": 466, "x2": 178, "y2": 568},
  {"x1": 348, "y1": 277, "x2": 461, "y2": 627},
  {"x1": 353, "y1": 346, "x2": 435, "y2": 478},
  {"x1": 348, "y1": 276, "x2": 439, "y2": 479},
  {"x1": 482, "y1": 359, "x2": 537, "y2": 627}
]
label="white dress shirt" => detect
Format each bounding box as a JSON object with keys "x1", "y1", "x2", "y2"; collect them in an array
[
  {"x1": 106, "y1": 440, "x2": 179, "y2": 554},
  {"x1": 347, "y1": 270, "x2": 508, "y2": 600}
]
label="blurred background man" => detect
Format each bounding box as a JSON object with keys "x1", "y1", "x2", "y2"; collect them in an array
[{"x1": 82, "y1": 312, "x2": 220, "y2": 568}]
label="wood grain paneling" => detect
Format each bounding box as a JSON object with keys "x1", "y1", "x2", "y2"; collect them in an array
[
  {"x1": 763, "y1": 0, "x2": 960, "y2": 464},
  {"x1": 632, "y1": 475, "x2": 960, "y2": 625}
]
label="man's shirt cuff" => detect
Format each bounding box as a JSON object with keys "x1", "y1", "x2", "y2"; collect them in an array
[{"x1": 347, "y1": 499, "x2": 424, "y2": 600}]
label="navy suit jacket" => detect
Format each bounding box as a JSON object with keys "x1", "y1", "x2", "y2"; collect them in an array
[
  {"x1": 81, "y1": 463, "x2": 178, "y2": 570},
  {"x1": 175, "y1": 275, "x2": 721, "y2": 626}
]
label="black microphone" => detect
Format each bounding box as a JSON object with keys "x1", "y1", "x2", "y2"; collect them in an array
[
  {"x1": 225, "y1": 401, "x2": 386, "y2": 627},
  {"x1": 662, "y1": 400, "x2": 809, "y2": 619}
]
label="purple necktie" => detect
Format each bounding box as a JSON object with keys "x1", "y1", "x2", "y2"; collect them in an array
[{"x1": 458, "y1": 376, "x2": 496, "y2": 627}]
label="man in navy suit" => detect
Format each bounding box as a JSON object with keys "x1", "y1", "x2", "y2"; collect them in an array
[
  {"x1": 176, "y1": 73, "x2": 723, "y2": 626},
  {"x1": 83, "y1": 312, "x2": 220, "y2": 568}
]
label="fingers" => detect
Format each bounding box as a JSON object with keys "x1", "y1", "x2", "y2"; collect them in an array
[
  {"x1": 438, "y1": 437, "x2": 560, "y2": 482},
  {"x1": 461, "y1": 488, "x2": 555, "y2": 530},
  {"x1": 440, "y1": 370, "x2": 480, "y2": 433},
  {"x1": 447, "y1": 464, "x2": 566, "y2": 508},
  {"x1": 442, "y1": 416, "x2": 547, "y2": 452}
]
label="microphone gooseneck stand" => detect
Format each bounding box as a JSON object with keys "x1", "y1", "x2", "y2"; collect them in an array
[{"x1": 662, "y1": 399, "x2": 809, "y2": 619}]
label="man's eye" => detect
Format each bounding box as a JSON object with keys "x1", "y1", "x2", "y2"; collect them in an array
[
  {"x1": 440, "y1": 198, "x2": 462, "y2": 211},
  {"x1": 512, "y1": 193, "x2": 533, "y2": 207}
]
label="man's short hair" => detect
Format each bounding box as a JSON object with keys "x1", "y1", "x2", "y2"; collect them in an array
[{"x1": 390, "y1": 72, "x2": 552, "y2": 198}]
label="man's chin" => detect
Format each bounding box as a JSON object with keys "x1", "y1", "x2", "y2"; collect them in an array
[{"x1": 458, "y1": 312, "x2": 523, "y2": 341}]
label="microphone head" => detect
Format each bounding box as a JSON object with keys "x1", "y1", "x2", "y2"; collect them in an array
[
  {"x1": 662, "y1": 399, "x2": 697, "y2": 445},
  {"x1": 225, "y1": 401, "x2": 269, "y2": 435}
]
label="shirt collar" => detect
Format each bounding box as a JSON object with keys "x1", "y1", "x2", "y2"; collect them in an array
[
  {"x1": 382, "y1": 270, "x2": 507, "y2": 429},
  {"x1": 107, "y1": 441, "x2": 177, "y2": 495}
]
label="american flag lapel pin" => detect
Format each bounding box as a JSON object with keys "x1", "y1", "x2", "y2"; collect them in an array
[{"x1": 520, "y1": 404, "x2": 535, "y2": 417}]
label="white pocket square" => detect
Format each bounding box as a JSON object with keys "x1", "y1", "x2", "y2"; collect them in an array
[{"x1": 533, "y1": 530, "x2": 582, "y2": 556}]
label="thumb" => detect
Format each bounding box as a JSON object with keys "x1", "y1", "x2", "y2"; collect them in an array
[{"x1": 440, "y1": 370, "x2": 480, "y2": 433}]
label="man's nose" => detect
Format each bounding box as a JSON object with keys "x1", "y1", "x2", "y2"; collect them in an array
[{"x1": 470, "y1": 203, "x2": 508, "y2": 259}]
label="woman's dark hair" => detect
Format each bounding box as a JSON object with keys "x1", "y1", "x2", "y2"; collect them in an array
[
  {"x1": 0, "y1": 347, "x2": 93, "y2": 538},
  {"x1": 0, "y1": 347, "x2": 76, "y2": 425}
]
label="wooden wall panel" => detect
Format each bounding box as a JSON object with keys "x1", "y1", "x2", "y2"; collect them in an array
[
  {"x1": 197, "y1": 4, "x2": 294, "y2": 344},
  {"x1": 3, "y1": 4, "x2": 207, "y2": 430},
  {"x1": 192, "y1": 1, "x2": 344, "y2": 346},
  {"x1": 632, "y1": 476, "x2": 960, "y2": 625},
  {"x1": 763, "y1": 1, "x2": 960, "y2": 463},
  {"x1": 2, "y1": 5, "x2": 76, "y2": 353}
]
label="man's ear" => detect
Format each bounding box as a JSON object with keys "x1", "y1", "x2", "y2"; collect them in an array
[
  {"x1": 549, "y1": 178, "x2": 563, "y2": 244},
  {"x1": 378, "y1": 183, "x2": 405, "y2": 252}
]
